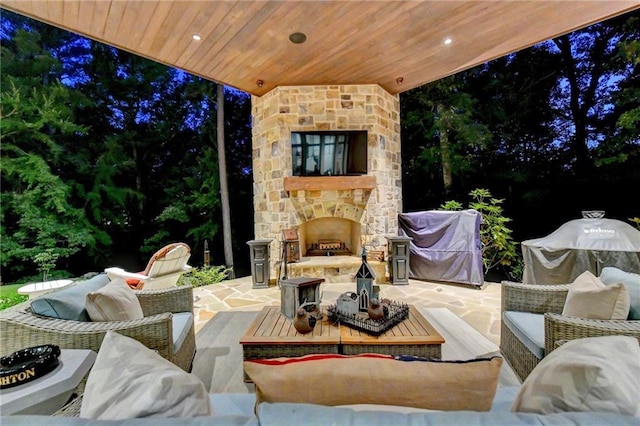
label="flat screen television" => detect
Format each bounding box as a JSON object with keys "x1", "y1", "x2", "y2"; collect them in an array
[{"x1": 291, "y1": 131, "x2": 367, "y2": 176}]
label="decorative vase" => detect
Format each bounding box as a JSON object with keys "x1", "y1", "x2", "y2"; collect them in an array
[
  {"x1": 368, "y1": 299, "x2": 384, "y2": 320},
  {"x1": 293, "y1": 308, "x2": 316, "y2": 334}
]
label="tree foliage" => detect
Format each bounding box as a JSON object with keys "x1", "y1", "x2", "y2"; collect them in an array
[
  {"x1": 402, "y1": 75, "x2": 490, "y2": 201},
  {"x1": 1, "y1": 9, "x2": 637, "y2": 283},
  {"x1": 0, "y1": 12, "x2": 253, "y2": 282},
  {"x1": 1, "y1": 28, "x2": 101, "y2": 278},
  {"x1": 402, "y1": 9, "x2": 640, "y2": 248}
]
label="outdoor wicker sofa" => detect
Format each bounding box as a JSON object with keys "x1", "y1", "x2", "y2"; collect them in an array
[
  {"x1": 0, "y1": 280, "x2": 196, "y2": 375},
  {"x1": 500, "y1": 279, "x2": 640, "y2": 382}
]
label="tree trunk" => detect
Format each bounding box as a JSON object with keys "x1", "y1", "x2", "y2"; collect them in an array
[
  {"x1": 554, "y1": 35, "x2": 597, "y2": 179},
  {"x1": 131, "y1": 144, "x2": 145, "y2": 226},
  {"x1": 217, "y1": 84, "x2": 235, "y2": 278},
  {"x1": 437, "y1": 103, "x2": 453, "y2": 197}
]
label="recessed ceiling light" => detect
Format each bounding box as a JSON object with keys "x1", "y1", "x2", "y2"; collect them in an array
[
  {"x1": 289, "y1": 32, "x2": 307, "y2": 44},
  {"x1": 443, "y1": 37, "x2": 453, "y2": 45},
  {"x1": 192, "y1": 34, "x2": 202, "y2": 41}
]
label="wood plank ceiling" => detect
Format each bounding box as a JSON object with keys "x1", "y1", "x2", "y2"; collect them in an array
[{"x1": 2, "y1": 1, "x2": 638, "y2": 96}]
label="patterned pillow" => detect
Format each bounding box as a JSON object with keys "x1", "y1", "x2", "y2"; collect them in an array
[
  {"x1": 244, "y1": 354, "x2": 502, "y2": 411},
  {"x1": 512, "y1": 335, "x2": 640, "y2": 416},
  {"x1": 562, "y1": 271, "x2": 630, "y2": 319},
  {"x1": 81, "y1": 331, "x2": 212, "y2": 419},
  {"x1": 85, "y1": 278, "x2": 144, "y2": 322}
]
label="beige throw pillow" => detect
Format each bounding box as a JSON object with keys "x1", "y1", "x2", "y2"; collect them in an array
[
  {"x1": 85, "y1": 278, "x2": 144, "y2": 322},
  {"x1": 562, "y1": 271, "x2": 630, "y2": 319},
  {"x1": 512, "y1": 335, "x2": 640, "y2": 417},
  {"x1": 81, "y1": 331, "x2": 213, "y2": 419},
  {"x1": 244, "y1": 354, "x2": 502, "y2": 411}
]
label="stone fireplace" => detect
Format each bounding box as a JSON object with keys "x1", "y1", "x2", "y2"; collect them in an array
[{"x1": 251, "y1": 84, "x2": 402, "y2": 283}]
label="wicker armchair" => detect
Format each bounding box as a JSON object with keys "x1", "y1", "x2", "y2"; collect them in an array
[
  {"x1": 0, "y1": 285, "x2": 196, "y2": 374},
  {"x1": 500, "y1": 281, "x2": 640, "y2": 382}
]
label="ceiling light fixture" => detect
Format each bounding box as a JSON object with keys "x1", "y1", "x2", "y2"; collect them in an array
[
  {"x1": 256, "y1": 79, "x2": 264, "y2": 88},
  {"x1": 443, "y1": 37, "x2": 453, "y2": 45},
  {"x1": 289, "y1": 32, "x2": 307, "y2": 44},
  {"x1": 192, "y1": 34, "x2": 202, "y2": 41}
]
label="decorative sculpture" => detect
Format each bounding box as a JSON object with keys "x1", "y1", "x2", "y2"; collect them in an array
[
  {"x1": 293, "y1": 307, "x2": 316, "y2": 334},
  {"x1": 367, "y1": 298, "x2": 384, "y2": 320}
]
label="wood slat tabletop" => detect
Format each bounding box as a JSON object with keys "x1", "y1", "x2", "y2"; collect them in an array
[
  {"x1": 240, "y1": 305, "x2": 444, "y2": 346},
  {"x1": 240, "y1": 306, "x2": 341, "y2": 345}
]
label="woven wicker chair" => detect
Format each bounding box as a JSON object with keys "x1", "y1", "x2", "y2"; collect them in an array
[
  {"x1": 0, "y1": 285, "x2": 196, "y2": 375},
  {"x1": 500, "y1": 281, "x2": 640, "y2": 382}
]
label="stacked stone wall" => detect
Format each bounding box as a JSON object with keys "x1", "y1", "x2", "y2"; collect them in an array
[{"x1": 251, "y1": 85, "x2": 401, "y2": 281}]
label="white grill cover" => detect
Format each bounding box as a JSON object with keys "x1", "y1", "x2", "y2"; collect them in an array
[{"x1": 522, "y1": 217, "x2": 640, "y2": 284}]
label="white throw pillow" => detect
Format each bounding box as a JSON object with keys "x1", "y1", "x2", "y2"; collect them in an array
[
  {"x1": 80, "y1": 331, "x2": 213, "y2": 419},
  {"x1": 85, "y1": 278, "x2": 144, "y2": 322},
  {"x1": 512, "y1": 335, "x2": 640, "y2": 417},
  {"x1": 562, "y1": 271, "x2": 630, "y2": 319}
]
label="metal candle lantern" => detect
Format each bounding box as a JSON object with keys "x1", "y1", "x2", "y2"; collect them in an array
[{"x1": 204, "y1": 240, "x2": 210, "y2": 267}]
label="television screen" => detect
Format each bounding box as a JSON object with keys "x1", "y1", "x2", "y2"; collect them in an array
[{"x1": 291, "y1": 131, "x2": 367, "y2": 176}]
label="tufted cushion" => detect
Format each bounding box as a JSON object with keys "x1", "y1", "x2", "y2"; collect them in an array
[
  {"x1": 30, "y1": 274, "x2": 110, "y2": 321},
  {"x1": 599, "y1": 267, "x2": 640, "y2": 320}
]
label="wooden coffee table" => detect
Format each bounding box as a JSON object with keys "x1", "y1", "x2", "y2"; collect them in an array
[
  {"x1": 240, "y1": 305, "x2": 444, "y2": 380},
  {"x1": 339, "y1": 305, "x2": 444, "y2": 358}
]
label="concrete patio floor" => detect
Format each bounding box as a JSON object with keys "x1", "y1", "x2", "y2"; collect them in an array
[{"x1": 192, "y1": 276, "x2": 503, "y2": 346}]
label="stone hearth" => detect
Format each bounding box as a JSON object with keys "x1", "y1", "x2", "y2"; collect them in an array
[
  {"x1": 282, "y1": 255, "x2": 386, "y2": 284},
  {"x1": 251, "y1": 84, "x2": 402, "y2": 284}
]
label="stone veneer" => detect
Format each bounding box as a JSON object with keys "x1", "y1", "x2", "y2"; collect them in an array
[{"x1": 251, "y1": 84, "x2": 401, "y2": 283}]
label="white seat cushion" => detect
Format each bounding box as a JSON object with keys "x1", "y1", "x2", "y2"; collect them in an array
[
  {"x1": 172, "y1": 312, "x2": 193, "y2": 353},
  {"x1": 502, "y1": 311, "x2": 545, "y2": 359}
]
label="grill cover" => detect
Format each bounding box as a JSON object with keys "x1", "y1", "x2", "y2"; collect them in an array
[
  {"x1": 398, "y1": 210, "x2": 484, "y2": 287},
  {"x1": 522, "y1": 217, "x2": 640, "y2": 284}
]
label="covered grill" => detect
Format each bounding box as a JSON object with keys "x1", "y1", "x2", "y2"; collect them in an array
[
  {"x1": 398, "y1": 210, "x2": 484, "y2": 287},
  {"x1": 522, "y1": 212, "x2": 640, "y2": 284}
]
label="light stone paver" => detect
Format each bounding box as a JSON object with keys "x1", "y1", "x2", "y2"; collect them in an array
[{"x1": 193, "y1": 277, "x2": 504, "y2": 346}]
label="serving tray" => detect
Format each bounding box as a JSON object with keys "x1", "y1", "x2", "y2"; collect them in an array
[{"x1": 326, "y1": 301, "x2": 409, "y2": 336}]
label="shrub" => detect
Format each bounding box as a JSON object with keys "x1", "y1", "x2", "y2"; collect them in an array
[
  {"x1": 0, "y1": 293, "x2": 27, "y2": 310},
  {"x1": 178, "y1": 265, "x2": 233, "y2": 287},
  {"x1": 34, "y1": 249, "x2": 60, "y2": 282},
  {"x1": 441, "y1": 188, "x2": 518, "y2": 276}
]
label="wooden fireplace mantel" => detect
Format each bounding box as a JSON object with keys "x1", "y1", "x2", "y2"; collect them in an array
[{"x1": 283, "y1": 176, "x2": 376, "y2": 191}]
